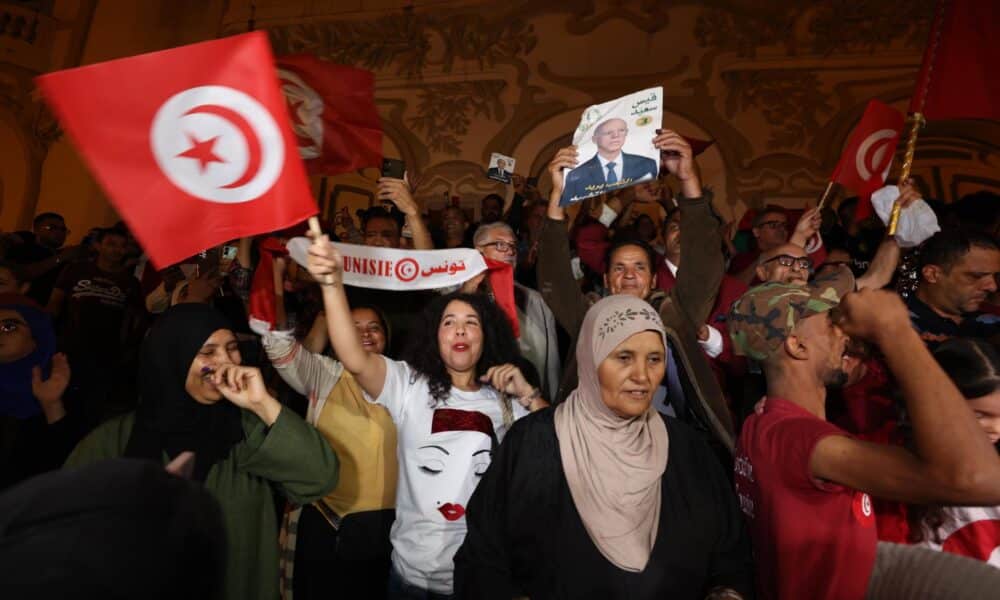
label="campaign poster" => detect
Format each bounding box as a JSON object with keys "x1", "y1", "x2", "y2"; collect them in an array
[
  {"x1": 486, "y1": 152, "x2": 515, "y2": 184},
  {"x1": 560, "y1": 87, "x2": 663, "y2": 206}
]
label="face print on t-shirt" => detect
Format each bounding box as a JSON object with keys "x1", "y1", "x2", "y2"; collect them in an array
[{"x1": 415, "y1": 408, "x2": 497, "y2": 522}]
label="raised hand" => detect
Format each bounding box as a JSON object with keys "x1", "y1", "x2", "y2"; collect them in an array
[
  {"x1": 653, "y1": 129, "x2": 700, "y2": 196},
  {"x1": 377, "y1": 176, "x2": 419, "y2": 216},
  {"x1": 546, "y1": 146, "x2": 579, "y2": 219},
  {"x1": 32, "y1": 352, "x2": 70, "y2": 408},
  {"x1": 306, "y1": 233, "x2": 343, "y2": 287},
  {"x1": 835, "y1": 288, "x2": 910, "y2": 346},
  {"x1": 791, "y1": 207, "x2": 822, "y2": 248},
  {"x1": 210, "y1": 364, "x2": 281, "y2": 425},
  {"x1": 896, "y1": 178, "x2": 922, "y2": 210},
  {"x1": 480, "y1": 363, "x2": 534, "y2": 401}
]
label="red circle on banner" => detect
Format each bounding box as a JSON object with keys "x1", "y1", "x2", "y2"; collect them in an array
[{"x1": 395, "y1": 258, "x2": 419, "y2": 282}]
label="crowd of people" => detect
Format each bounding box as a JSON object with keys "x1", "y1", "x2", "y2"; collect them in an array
[{"x1": 2, "y1": 127, "x2": 1000, "y2": 600}]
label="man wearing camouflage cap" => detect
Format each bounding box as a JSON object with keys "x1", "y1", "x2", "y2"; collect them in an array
[{"x1": 729, "y1": 269, "x2": 1000, "y2": 599}]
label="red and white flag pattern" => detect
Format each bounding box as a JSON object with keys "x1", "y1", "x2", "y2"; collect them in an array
[
  {"x1": 830, "y1": 99, "x2": 905, "y2": 219},
  {"x1": 37, "y1": 32, "x2": 317, "y2": 268}
]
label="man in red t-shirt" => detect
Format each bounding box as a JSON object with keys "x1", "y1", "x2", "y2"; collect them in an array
[{"x1": 729, "y1": 269, "x2": 1000, "y2": 599}]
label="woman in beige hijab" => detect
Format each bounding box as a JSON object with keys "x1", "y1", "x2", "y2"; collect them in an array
[{"x1": 454, "y1": 295, "x2": 752, "y2": 599}]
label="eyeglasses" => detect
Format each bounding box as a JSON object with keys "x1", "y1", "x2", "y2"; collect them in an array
[
  {"x1": 763, "y1": 254, "x2": 812, "y2": 271},
  {"x1": 0, "y1": 318, "x2": 28, "y2": 334},
  {"x1": 757, "y1": 220, "x2": 787, "y2": 231},
  {"x1": 41, "y1": 224, "x2": 69, "y2": 233},
  {"x1": 479, "y1": 240, "x2": 517, "y2": 254}
]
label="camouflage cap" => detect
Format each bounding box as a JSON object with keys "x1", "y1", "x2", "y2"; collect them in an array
[{"x1": 728, "y1": 265, "x2": 855, "y2": 361}]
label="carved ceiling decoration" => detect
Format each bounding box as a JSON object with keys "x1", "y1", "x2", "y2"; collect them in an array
[
  {"x1": 693, "y1": 0, "x2": 933, "y2": 58},
  {"x1": 264, "y1": 12, "x2": 537, "y2": 78},
  {"x1": 723, "y1": 70, "x2": 833, "y2": 150},
  {"x1": 407, "y1": 80, "x2": 507, "y2": 154}
]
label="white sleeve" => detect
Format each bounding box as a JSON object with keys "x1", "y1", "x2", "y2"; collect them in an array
[
  {"x1": 262, "y1": 329, "x2": 342, "y2": 401},
  {"x1": 699, "y1": 324, "x2": 724, "y2": 359},
  {"x1": 364, "y1": 357, "x2": 414, "y2": 425},
  {"x1": 598, "y1": 203, "x2": 619, "y2": 228}
]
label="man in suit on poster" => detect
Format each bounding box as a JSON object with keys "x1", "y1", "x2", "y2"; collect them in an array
[
  {"x1": 561, "y1": 117, "x2": 658, "y2": 205},
  {"x1": 487, "y1": 157, "x2": 512, "y2": 183}
]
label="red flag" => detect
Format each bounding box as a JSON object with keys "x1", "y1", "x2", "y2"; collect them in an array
[
  {"x1": 830, "y1": 100, "x2": 905, "y2": 218},
  {"x1": 910, "y1": 0, "x2": 1000, "y2": 121},
  {"x1": 36, "y1": 32, "x2": 316, "y2": 268},
  {"x1": 248, "y1": 237, "x2": 288, "y2": 334},
  {"x1": 276, "y1": 54, "x2": 382, "y2": 175}
]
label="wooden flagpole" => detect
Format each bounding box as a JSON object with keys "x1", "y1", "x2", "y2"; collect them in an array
[{"x1": 816, "y1": 180, "x2": 836, "y2": 211}]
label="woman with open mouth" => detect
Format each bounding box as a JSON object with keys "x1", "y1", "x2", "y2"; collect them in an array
[
  {"x1": 64, "y1": 303, "x2": 339, "y2": 600},
  {"x1": 453, "y1": 295, "x2": 754, "y2": 599},
  {"x1": 306, "y1": 232, "x2": 548, "y2": 600}
]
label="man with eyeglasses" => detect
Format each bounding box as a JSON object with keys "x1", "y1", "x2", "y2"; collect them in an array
[
  {"x1": 5, "y1": 213, "x2": 85, "y2": 307},
  {"x1": 756, "y1": 244, "x2": 813, "y2": 286},
  {"x1": 729, "y1": 206, "x2": 824, "y2": 285},
  {"x1": 465, "y1": 222, "x2": 561, "y2": 400}
]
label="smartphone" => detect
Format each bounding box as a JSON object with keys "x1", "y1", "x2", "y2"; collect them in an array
[
  {"x1": 219, "y1": 244, "x2": 238, "y2": 272},
  {"x1": 381, "y1": 158, "x2": 406, "y2": 180},
  {"x1": 526, "y1": 176, "x2": 539, "y2": 188}
]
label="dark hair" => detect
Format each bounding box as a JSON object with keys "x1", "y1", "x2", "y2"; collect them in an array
[
  {"x1": 481, "y1": 193, "x2": 504, "y2": 208},
  {"x1": 0, "y1": 261, "x2": 25, "y2": 284},
  {"x1": 918, "y1": 228, "x2": 999, "y2": 274},
  {"x1": 950, "y1": 191, "x2": 1000, "y2": 234},
  {"x1": 908, "y1": 338, "x2": 1000, "y2": 544},
  {"x1": 400, "y1": 292, "x2": 520, "y2": 405},
  {"x1": 360, "y1": 206, "x2": 404, "y2": 233},
  {"x1": 352, "y1": 303, "x2": 392, "y2": 354},
  {"x1": 934, "y1": 337, "x2": 1000, "y2": 400},
  {"x1": 33, "y1": 212, "x2": 64, "y2": 227},
  {"x1": 602, "y1": 238, "x2": 657, "y2": 276},
  {"x1": 752, "y1": 206, "x2": 786, "y2": 228},
  {"x1": 96, "y1": 227, "x2": 129, "y2": 243}
]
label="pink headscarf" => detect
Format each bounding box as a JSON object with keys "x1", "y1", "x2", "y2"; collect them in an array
[{"x1": 554, "y1": 294, "x2": 669, "y2": 572}]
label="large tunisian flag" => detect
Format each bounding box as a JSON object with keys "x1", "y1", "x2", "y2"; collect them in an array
[
  {"x1": 276, "y1": 54, "x2": 382, "y2": 175},
  {"x1": 910, "y1": 0, "x2": 1000, "y2": 121},
  {"x1": 37, "y1": 32, "x2": 317, "y2": 268},
  {"x1": 830, "y1": 99, "x2": 905, "y2": 219}
]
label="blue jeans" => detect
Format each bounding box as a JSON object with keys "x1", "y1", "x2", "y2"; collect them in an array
[{"x1": 386, "y1": 566, "x2": 454, "y2": 600}]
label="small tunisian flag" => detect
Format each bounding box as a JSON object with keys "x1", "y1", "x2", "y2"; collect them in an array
[
  {"x1": 276, "y1": 54, "x2": 382, "y2": 175},
  {"x1": 37, "y1": 32, "x2": 317, "y2": 268},
  {"x1": 910, "y1": 0, "x2": 1000, "y2": 121},
  {"x1": 830, "y1": 99, "x2": 905, "y2": 219}
]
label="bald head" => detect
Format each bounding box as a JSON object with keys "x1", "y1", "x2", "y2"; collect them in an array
[
  {"x1": 593, "y1": 118, "x2": 628, "y2": 159},
  {"x1": 756, "y1": 243, "x2": 810, "y2": 285}
]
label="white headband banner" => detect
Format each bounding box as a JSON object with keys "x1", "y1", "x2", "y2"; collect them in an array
[{"x1": 287, "y1": 237, "x2": 487, "y2": 291}]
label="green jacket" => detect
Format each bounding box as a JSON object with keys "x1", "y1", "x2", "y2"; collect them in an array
[{"x1": 65, "y1": 408, "x2": 339, "y2": 600}]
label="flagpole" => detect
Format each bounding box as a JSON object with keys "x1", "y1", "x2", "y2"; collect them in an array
[
  {"x1": 889, "y1": 0, "x2": 943, "y2": 235},
  {"x1": 888, "y1": 113, "x2": 924, "y2": 235},
  {"x1": 816, "y1": 181, "x2": 836, "y2": 211}
]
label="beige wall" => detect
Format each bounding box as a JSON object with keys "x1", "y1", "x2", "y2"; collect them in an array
[{"x1": 1, "y1": 0, "x2": 997, "y2": 243}]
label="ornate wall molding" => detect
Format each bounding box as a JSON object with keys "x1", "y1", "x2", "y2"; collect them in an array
[{"x1": 212, "y1": 0, "x2": 994, "y2": 216}]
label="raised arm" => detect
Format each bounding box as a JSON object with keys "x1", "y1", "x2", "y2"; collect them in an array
[
  {"x1": 305, "y1": 233, "x2": 388, "y2": 398},
  {"x1": 855, "y1": 181, "x2": 920, "y2": 290},
  {"x1": 811, "y1": 289, "x2": 1000, "y2": 505},
  {"x1": 855, "y1": 238, "x2": 900, "y2": 290},
  {"x1": 654, "y1": 129, "x2": 722, "y2": 327},
  {"x1": 379, "y1": 176, "x2": 434, "y2": 250},
  {"x1": 537, "y1": 146, "x2": 589, "y2": 335}
]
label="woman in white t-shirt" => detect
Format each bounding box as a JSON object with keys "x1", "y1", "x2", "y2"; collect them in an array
[{"x1": 305, "y1": 233, "x2": 549, "y2": 599}]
